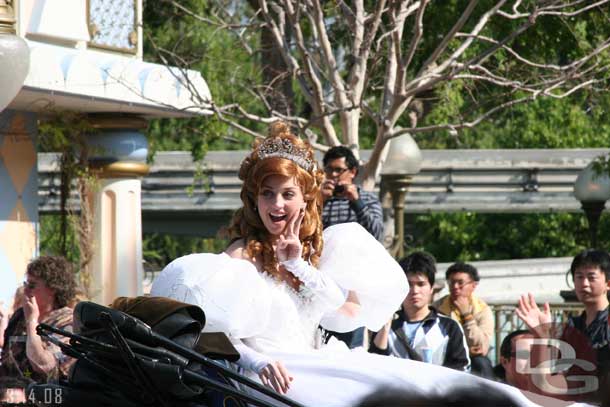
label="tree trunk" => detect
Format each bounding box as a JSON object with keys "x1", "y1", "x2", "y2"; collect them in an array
[{"x1": 249, "y1": 0, "x2": 294, "y2": 116}]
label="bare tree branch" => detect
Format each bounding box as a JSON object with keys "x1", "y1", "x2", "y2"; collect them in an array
[
  {"x1": 498, "y1": 0, "x2": 610, "y2": 18},
  {"x1": 400, "y1": 0, "x2": 430, "y2": 88},
  {"x1": 418, "y1": 0, "x2": 478, "y2": 75}
]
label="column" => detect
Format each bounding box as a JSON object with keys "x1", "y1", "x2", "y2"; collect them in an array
[
  {"x1": 0, "y1": 110, "x2": 38, "y2": 305},
  {"x1": 87, "y1": 115, "x2": 148, "y2": 305}
]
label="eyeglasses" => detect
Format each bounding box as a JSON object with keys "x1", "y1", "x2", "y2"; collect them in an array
[
  {"x1": 23, "y1": 280, "x2": 37, "y2": 290},
  {"x1": 447, "y1": 279, "x2": 474, "y2": 288},
  {"x1": 324, "y1": 166, "x2": 349, "y2": 176}
]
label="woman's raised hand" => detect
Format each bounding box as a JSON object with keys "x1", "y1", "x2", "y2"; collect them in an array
[
  {"x1": 276, "y1": 205, "x2": 305, "y2": 263},
  {"x1": 23, "y1": 294, "x2": 40, "y2": 326},
  {"x1": 258, "y1": 360, "x2": 294, "y2": 394}
]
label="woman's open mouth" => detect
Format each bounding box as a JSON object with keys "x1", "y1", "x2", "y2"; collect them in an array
[{"x1": 269, "y1": 213, "x2": 287, "y2": 223}]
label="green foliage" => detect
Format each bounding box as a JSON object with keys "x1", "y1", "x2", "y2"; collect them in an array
[
  {"x1": 419, "y1": 93, "x2": 610, "y2": 149},
  {"x1": 142, "y1": 0, "x2": 270, "y2": 160},
  {"x1": 410, "y1": 212, "x2": 610, "y2": 262},
  {"x1": 39, "y1": 215, "x2": 80, "y2": 265},
  {"x1": 142, "y1": 233, "x2": 228, "y2": 271},
  {"x1": 412, "y1": 88, "x2": 610, "y2": 259},
  {"x1": 405, "y1": 4, "x2": 610, "y2": 259},
  {"x1": 37, "y1": 112, "x2": 97, "y2": 263}
]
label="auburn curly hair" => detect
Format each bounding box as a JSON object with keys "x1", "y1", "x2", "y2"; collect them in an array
[
  {"x1": 228, "y1": 121, "x2": 324, "y2": 278},
  {"x1": 27, "y1": 256, "x2": 77, "y2": 308}
]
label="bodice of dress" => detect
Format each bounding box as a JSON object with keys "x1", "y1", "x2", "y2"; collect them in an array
[{"x1": 240, "y1": 268, "x2": 329, "y2": 354}]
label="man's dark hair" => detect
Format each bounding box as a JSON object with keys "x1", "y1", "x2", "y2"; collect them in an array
[
  {"x1": 570, "y1": 249, "x2": 610, "y2": 281},
  {"x1": 499, "y1": 329, "x2": 530, "y2": 359},
  {"x1": 493, "y1": 329, "x2": 532, "y2": 383},
  {"x1": 446, "y1": 262, "x2": 480, "y2": 282},
  {"x1": 398, "y1": 251, "x2": 437, "y2": 286},
  {"x1": 322, "y1": 146, "x2": 359, "y2": 170},
  {"x1": 27, "y1": 255, "x2": 77, "y2": 308}
]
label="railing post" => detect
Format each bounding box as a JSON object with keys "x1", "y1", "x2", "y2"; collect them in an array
[{"x1": 494, "y1": 305, "x2": 501, "y2": 365}]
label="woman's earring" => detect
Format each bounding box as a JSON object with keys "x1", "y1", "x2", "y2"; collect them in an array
[{"x1": 254, "y1": 206, "x2": 258, "y2": 212}]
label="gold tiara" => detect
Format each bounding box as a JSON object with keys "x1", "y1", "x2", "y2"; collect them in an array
[{"x1": 257, "y1": 137, "x2": 315, "y2": 171}]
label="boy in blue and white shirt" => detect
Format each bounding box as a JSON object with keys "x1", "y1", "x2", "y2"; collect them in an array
[{"x1": 370, "y1": 251, "x2": 470, "y2": 371}]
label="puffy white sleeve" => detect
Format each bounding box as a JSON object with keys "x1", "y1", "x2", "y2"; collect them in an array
[
  {"x1": 151, "y1": 253, "x2": 272, "y2": 339},
  {"x1": 318, "y1": 223, "x2": 408, "y2": 333},
  {"x1": 281, "y1": 258, "x2": 346, "y2": 310}
]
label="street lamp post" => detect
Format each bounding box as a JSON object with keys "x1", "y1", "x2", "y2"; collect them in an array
[
  {"x1": 381, "y1": 133, "x2": 423, "y2": 259},
  {"x1": 573, "y1": 162, "x2": 610, "y2": 248},
  {"x1": 0, "y1": 0, "x2": 30, "y2": 112}
]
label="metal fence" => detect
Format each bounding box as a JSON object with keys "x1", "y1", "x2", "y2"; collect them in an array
[{"x1": 489, "y1": 303, "x2": 583, "y2": 364}]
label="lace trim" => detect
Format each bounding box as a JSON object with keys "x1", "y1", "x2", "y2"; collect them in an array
[{"x1": 260, "y1": 270, "x2": 314, "y2": 303}]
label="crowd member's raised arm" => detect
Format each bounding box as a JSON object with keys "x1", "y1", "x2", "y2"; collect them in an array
[
  {"x1": 369, "y1": 320, "x2": 392, "y2": 355},
  {"x1": 515, "y1": 293, "x2": 570, "y2": 397},
  {"x1": 24, "y1": 296, "x2": 56, "y2": 374}
]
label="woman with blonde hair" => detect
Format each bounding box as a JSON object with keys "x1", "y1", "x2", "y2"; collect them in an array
[{"x1": 152, "y1": 122, "x2": 542, "y2": 406}]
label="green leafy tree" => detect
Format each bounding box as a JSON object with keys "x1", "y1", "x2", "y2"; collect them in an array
[{"x1": 136, "y1": 1, "x2": 610, "y2": 263}]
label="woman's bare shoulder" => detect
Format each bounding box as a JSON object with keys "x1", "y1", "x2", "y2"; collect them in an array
[
  {"x1": 224, "y1": 239, "x2": 249, "y2": 260},
  {"x1": 224, "y1": 239, "x2": 263, "y2": 273}
]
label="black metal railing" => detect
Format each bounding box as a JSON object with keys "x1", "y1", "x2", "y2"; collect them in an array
[{"x1": 489, "y1": 303, "x2": 583, "y2": 364}]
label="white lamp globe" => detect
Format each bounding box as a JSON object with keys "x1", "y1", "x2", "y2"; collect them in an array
[
  {"x1": 381, "y1": 133, "x2": 423, "y2": 175},
  {"x1": 574, "y1": 162, "x2": 610, "y2": 203}
]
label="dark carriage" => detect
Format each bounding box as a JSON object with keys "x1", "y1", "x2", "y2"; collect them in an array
[{"x1": 28, "y1": 297, "x2": 301, "y2": 407}]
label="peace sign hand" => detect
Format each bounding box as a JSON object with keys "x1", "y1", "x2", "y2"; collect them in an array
[{"x1": 276, "y1": 206, "x2": 305, "y2": 263}]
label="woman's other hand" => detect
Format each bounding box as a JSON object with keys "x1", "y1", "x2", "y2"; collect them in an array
[
  {"x1": 23, "y1": 295, "x2": 40, "y2": 326},
  {"x1": 277, "y1": 206, "x2": 305, "y2": 262},
  {"x1": 258, "y1": 360, "x2": 294, "y2": 394}
]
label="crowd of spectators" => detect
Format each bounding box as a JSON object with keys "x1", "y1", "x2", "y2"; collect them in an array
[
  {"x1": 362, "y1": 248, "x2": 610, "y2": 403},
  {"x1": 5, "y1": 249, "x2": 607, "y2": 404},
  {"x1": 318, "y1": 148, "x2": 609, "y2": 403}
]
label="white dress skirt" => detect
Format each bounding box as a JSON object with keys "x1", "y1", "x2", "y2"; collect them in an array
[{"x1": 151, "y1": 223, "x2": 555, "y2": 407}]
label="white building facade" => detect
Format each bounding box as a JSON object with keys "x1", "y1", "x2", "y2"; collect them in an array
[{"x1": 0, "y1": 0, "x2": 211, "y2": 305}]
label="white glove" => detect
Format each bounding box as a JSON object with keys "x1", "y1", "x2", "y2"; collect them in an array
[{"x1": 231, "y1": 339, "x2": 273, "y2": 374}]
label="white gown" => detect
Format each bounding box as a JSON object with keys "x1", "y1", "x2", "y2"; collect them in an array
[{"x1": 151, "y1": 223, "x2": 545, "y2": 407}]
